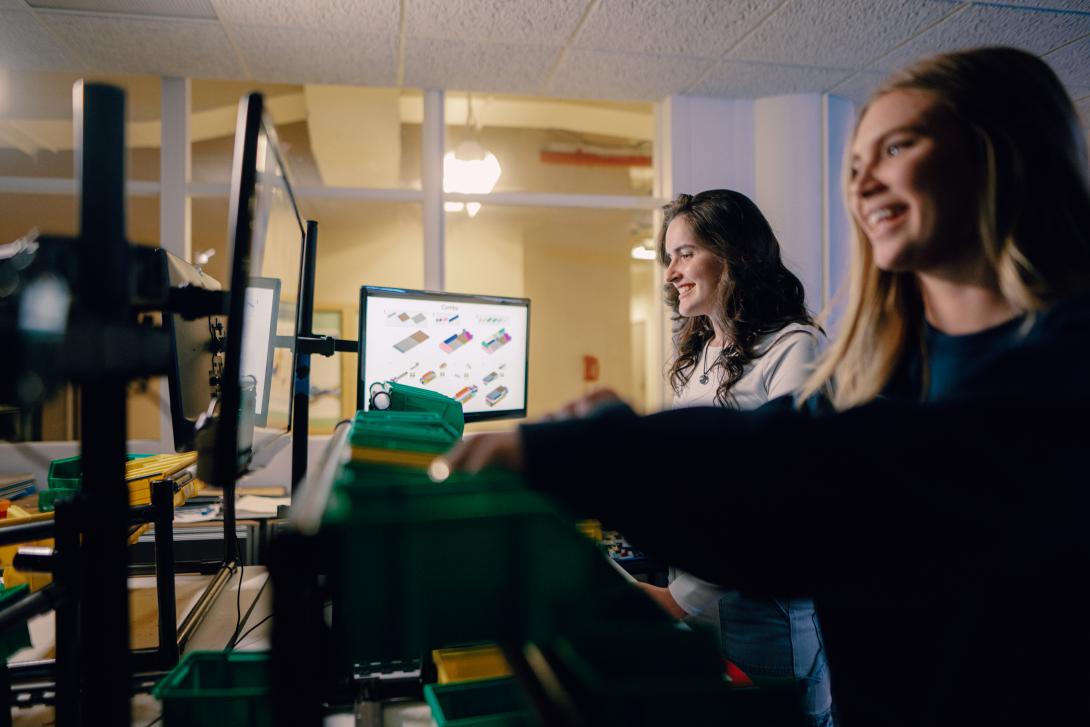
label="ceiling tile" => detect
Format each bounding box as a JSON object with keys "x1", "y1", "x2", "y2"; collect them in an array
[
  {"x1": 406, "y1": 0, "x2": 588, "y2": 46},
  {"x1": 548, "y1": 48, "x2": 710, "y2": 100},
  {"x1": 0, "y1": 9, "x2": 82, "y2": 70},
  {"x1": 827, "y1": 70, "x2": 888, "y2": 107},
  {"x1": 1044, "y1": 34, "x2": 1090, "y2": 87},
  {"x1": 872, "y1": 4, "x2": 1090, "y2": 71},
  {"x1": 403, "y1": 38, "x2": 561, "y2": 95},
  {"x1": 232, "y1": 25, "x2": 397, "y2": 86},
  {"x1": 27, "y1": 0, "x2": 217, "y2": 18},
  {"x1": 728, "y1": 0, "x2": 960, "y2": 69},
  {"x1": 689, "y1": 60, "x2": 853, "y2": 97},
  {"x1": 573, "y1": 0, "x2": 783, "y2": 59},
  {"x1": 211, "y1": 0, "x2": 398, "y2": 34},
  {"x1": 41, "y1": 13, "x2": 244, "y2": 78},
  {"x1": 1075, "y1": 94, "x2": 1090, "y2": 127}
]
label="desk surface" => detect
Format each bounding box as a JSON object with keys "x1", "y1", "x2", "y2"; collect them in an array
[{"x1": 9, "y1": 566, "x2": 272, "y2": 726}]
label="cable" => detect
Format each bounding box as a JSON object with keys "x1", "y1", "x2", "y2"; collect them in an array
[
  {"x1": 224, "y1": 535, "x2": 245, "y2": 650},
  {"x1": 232, "y1": 612, "x2": 273, "y2": 648}
]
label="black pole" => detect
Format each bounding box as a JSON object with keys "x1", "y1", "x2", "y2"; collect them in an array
[
  {"x1": 291, "y1": 220, "x2": 319, "y2": 495},
  {"x1": 74, "y1": 80, "x2": 131, "y2": 726},
  {"x1": 152, "y1": 479, "x2": 179, "y2": 668},
  {"x1": 53, "y1": 499, "x2": 80, "y2": 726}
]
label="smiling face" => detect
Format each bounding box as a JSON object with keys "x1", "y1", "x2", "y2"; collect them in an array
[
  {"x1": 849, "y1": 89, "x2": 981, "y2": 276},
  {"x1": 663, "y1": 215, "x2": 726, "y2": 319}
]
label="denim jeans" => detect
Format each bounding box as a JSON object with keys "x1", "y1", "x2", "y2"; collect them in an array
[{"x1": 718, "y1": 591, "x2": 834, "y2": 727}]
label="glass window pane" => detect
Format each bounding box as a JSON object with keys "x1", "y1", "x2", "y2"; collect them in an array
[
  {"x1": 191, "y1": 80, "x2": 422, "y2": 190},
  {"x1": 446, "y1": 205, "x2": 657, "y2": 421},
  {"x1": 0, "y1": 69, "x2": 161, "y2": 181},
  {"x1": 195, "y1": 196, "x2": 424, "y2": 431},
  {"x1": 443, "y1": 93, "x2": 653, "y2": 199}
]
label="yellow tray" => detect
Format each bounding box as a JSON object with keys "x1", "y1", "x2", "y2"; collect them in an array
[{"x1": 432, "y1": 644, "x2": 512, "y2": 685}]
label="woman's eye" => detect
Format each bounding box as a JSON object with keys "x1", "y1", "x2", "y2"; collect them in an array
[{"x1": 886, "y1": 139, "x2": 911, "y2": 157}]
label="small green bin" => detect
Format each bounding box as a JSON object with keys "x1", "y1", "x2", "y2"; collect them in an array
[
  {"x1": 41, "y1": 453, "x2": 152, "y2": 512},
  {"x1": 424, "y1": 677, "x2": 533, "y2": 726},
  {"x1": 152, "y1": 650, "x2": 271, "y2": 727}
]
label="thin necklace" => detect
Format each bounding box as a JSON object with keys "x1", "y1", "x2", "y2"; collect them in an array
[{"x1": 699, "y1": 339, "x2": 715, "y2": 385}]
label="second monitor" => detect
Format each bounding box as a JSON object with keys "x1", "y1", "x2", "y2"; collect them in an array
[{"x1": 358, "y1": 286, "x2": 530, "y2": 422}]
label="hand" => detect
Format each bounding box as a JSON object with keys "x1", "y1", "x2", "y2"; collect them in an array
[
  {"x1": 541, "y1": 387, "x2": 627, "y2": 422},
  {"x1": 440, "y1": 429, "x2": 525, "y2": 475}
]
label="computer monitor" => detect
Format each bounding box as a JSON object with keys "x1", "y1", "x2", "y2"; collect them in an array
[
  {"x1": 357, "y1": 286, "x2": 531, "y2": 422},
  {"x1": 212, "y1": 92, "x2": 305, "y2": 487},
  {"x1": 160, "y1": 249, "x2": 224, "y2": 451}
]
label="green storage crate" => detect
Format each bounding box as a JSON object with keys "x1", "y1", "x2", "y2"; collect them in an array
[
  {"x1": 47, "y1": 452, "x2": 152, "y2": 489},
  {"x1": 0, "y1": 585, "x2": 32, "y2": 659},
  {"x1": 350, "y1": 410, "x2": 461, "y2": 454},
  {"x1": 425, "y1": 677, "x2": 533, "y2": 726},
  {"x1": 152, "y1": 650, "x2": 271, "y2": 727},
  {"x1": 323, "y1": 476, "x2": 624, "y2": 666},
  {"x1": 382, "y1": 382, "x2": 464, "y2": 436}
]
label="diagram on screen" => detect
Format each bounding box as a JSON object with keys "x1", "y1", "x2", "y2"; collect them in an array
[
  {"x1": 440, "y1": 329, "x2": 474, "y2": 353},
  {"x1": 363, "y1": 291, "x2": 528, "y2": 417},
  {"x1": 485, "y1": 386, "x2": 508, "y2": 407},
  {"x1": 393, "y1": 330, "x2": 429, "y2": 353},
  {"x1": 481, "y1": 328, "x2": 511, "y2": 354},
  {"x1": 454, "y1": 385, "x2": 478, "y2": 403},
  {"x1": 387, "y1": 310, "x2": 427, "y2": 326}
]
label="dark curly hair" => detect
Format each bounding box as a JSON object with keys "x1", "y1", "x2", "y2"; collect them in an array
[{"x1": 658, "y1": 189, "x2": 816, "y2": 407}]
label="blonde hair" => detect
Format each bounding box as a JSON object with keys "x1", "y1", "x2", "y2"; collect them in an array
[{"x1": 801, "y1": 47, "x2": 1090, "y2": 410}]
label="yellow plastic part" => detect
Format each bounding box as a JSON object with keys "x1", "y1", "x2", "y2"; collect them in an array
[
  {"x1": 432, "y1": 644, "x2": 512, "y2": 685},
  {"x1": 350, "y1": 446, "x2": 436, "y2": 469},
  {"x1": 123, "y1": 452, "x2": 199, "y2": 506},
  {"x1": 576, "y1": 519, "x2": 603, "y2": 542}
]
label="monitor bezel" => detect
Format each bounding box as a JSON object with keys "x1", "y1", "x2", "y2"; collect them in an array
[
  {"x1": 243, "y1": 276, "x2": 282, "y2": 427},
  {"x1": 357, "y1": 285, "x2": 531, "y2": 423},
  {"x1": 213, "y1": 92, "x2": 306, "y2": 486}
]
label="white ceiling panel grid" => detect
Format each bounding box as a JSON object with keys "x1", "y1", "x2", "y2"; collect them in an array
[
  {"x1": 1043, "y1": 34, "x2": 1090, "y2": 87},
  {"x1": 0, "y1": 9, "x2": 82, "y2": 70},
  {"x1": 983, "y1": 0, "x2": 1090, "y2": 10},
  {"x1": 549, "y1": 48, "x2": 710, "y2": 100},
  {"x1": 27, "y1": 0, "x2": 217, "y2": 18},
  {"x1": 41, "y1": 13, "x2": 244, "y2": 78},
  {"x1": 210, "y1": 0, "x2": 399, "y2": 33},
  {"x1": 403, "y1": 37, "x2": 562, "y2": 95},
  {"x1": 873, "y1": 4, "x2": 1090, "y2": 71},
  {"x1": 689, "y1": 60, "x2": 853, "y2": 98},
  {"x1": 572, "y1": 0, "x2": 785, "y2": 58},
  {"x1": 232, "y1": 25, "x2": 398, "y2": 86},
  {"x1": 826, "y1": 70, "x2": 887, "y2": 107},
  {"x1": 727, "y1": 0, "x2": 962, "y2": 68},
  {"x1": 406, "y1": 0, "x2": 590, "y2": 46}
]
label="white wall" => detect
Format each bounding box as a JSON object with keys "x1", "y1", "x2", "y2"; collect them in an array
[{"x1": 660, "y1": 91, "x2": 855, "y2": 338}]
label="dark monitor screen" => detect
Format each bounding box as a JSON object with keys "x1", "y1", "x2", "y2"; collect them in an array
[
  {"x1": 213, "y1": 92, "x2": 305, "y2": 485},
  {"x1": 357, "y1": 286, "x2": 530, "y2": 422},
  {"x1": 161, "y1": 249, "x2": 223, "y2": 451}
]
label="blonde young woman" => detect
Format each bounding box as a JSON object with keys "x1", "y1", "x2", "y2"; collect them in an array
[{"x1": 447, "y1": 47, "x2": 1090, "y2": 725}]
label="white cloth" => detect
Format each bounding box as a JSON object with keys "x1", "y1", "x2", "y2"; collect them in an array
[{"x1": 668, "y1": 323, "x2": 822, "y2": 618}]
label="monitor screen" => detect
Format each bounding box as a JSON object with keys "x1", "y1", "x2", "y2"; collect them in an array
[
  {"x1": 214, "y1": 92, "x2": 305, "y2": 485},
  {"x1": 161, "y1": 249, "x2": 223, "y2": 451},
  {"x1": 358, "y1": 286, "x2": 530, "y2": 422}
]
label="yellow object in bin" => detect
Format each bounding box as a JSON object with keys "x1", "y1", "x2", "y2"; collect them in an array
[
  {"x1": 576, "y1": 519, "x2": 603, "y2": 542},
  {"x1": 432, "y1": 644, "x2": 512, "y2": 685},
  {"x1": 124, "y1": 452, "x2": 199, "y2": 506}
]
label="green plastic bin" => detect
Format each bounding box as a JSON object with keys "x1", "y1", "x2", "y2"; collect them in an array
[
  {"x1": 152, "y1": 650, "x2": 271, "y2": 727},
  {"x1": 0, "y1": 585, "x2": 32, "y2": 660},
  {"x1": 323, "y1": 475, "x2": 624, "y2": 666},
  {"x1": 350, "y1": 410, "x2": 461, "y2": 454},
  {"x1": 424, "y1": 677, "x2": 533, "y2": 726},
  {"x1": 40, "y1": 453, "x2": 152, "y2": 512},
  {"x1": 381, "y1": 382, "x2": 464, "y2": 436}
]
